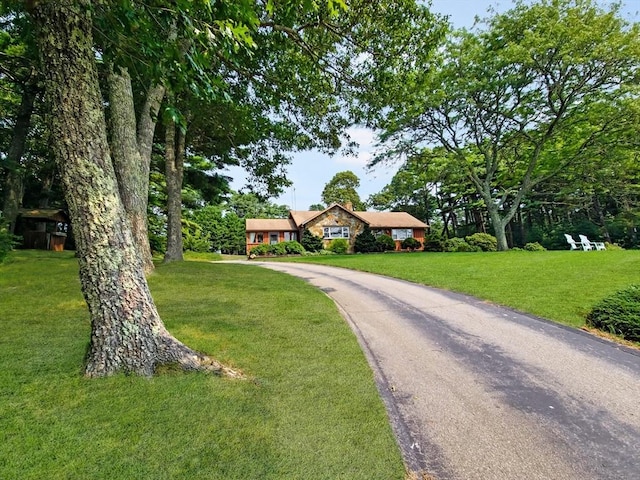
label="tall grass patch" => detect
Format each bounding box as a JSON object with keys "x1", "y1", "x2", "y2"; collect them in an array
[{"x1": 0, "y1": 251, "x2": 404, "y2": 479}]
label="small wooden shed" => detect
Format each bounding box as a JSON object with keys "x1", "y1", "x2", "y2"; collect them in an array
[{"x1": 16, "y1": 209, "x2": 71, "y2": 251}]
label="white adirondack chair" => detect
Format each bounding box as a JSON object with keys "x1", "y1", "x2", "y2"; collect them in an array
[
  {"x1": 564, "y1": 234, "x2": 586, "y2": 250},
  {"x1": 579, "y1": 234, "x2": 606, "y2": 251}
]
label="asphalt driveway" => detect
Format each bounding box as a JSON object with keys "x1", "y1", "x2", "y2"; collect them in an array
[{"x1": 250, "y1": 261, "x2": 640, "y2": 480}]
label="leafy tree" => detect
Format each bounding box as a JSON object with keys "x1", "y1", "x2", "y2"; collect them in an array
[
  {"x1": 23, "y1": 0, "x2": 445, "y2": 377},
  {"x1": 226, "y1": 192, "x2": 289, "y2": 219},
  {"x1": 321, "y1": 170, "x2": 365, "y2": 209},
  {"x1": 309, "y1": 203, "x2": 325, "y2": 211},
  {"x1": 371, "y1": 0, "x2": 640, "y2": 250}
]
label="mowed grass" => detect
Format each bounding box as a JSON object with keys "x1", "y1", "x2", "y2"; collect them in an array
[
  {"x1": 276, "y1": 250, "x2": 640, "y2": 328},
  {"x1": 0, "y1": 250, "x2": 404, "y2": 479}
]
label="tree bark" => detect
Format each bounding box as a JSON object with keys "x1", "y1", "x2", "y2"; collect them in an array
[
  {"x1": 2, "y1": 85, "x2": 36, "y2": 233},
  {"x1": 107, "y1": 65, "x2": 155, "y2": 274},
  {"x1": 29, "y1": 0, "x2": 240, "y2": 378},
  {"x1": 164, "y1": 118, "x2": 184, "y2": 262}
]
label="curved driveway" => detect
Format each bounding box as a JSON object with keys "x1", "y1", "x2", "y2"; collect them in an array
[{"x1": 250, "y1": 261, "x2": 640, "y2": 480}]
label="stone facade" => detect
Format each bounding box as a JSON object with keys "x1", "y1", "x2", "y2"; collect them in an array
[{"x1": 305, "y1": 205, "x2": 366, "y2": 253}]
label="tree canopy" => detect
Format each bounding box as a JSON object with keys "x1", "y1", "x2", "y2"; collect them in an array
[{"x1": 369, "y1": 0, "x2": 640, "y2": 250}]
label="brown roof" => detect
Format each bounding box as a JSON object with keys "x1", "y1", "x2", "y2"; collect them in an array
[
  {"x1": 246, "y1": 218, "x2": 297, "y2": 231},
  {"x1": 18, "y1": 208, "x2": 69, "y2": 221},
  {"x1": 357, "y1": 211, "x2": 428, "y2": 228},
  {"x1": 289, "y1": 210, "x2": 320, "y2": 225},
  {"x1": 247, "y1": 205, "x2": 427, "y2": 232}
]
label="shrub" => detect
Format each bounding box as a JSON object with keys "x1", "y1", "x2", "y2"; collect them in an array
[
  {"x1": 249, "y1": 244, "x2": 270, "y2": 256},
  {"x1": 523, "y1": 242, "x2": 546, "y2": 252},
  {"x1": 328, "y1": 238, "x2": 349, "y2": 254},
  {"x1": 423, "y1": 234, "x2": 444, "y2": 252},
  {"x1": 604, "y1": 242, "x2": 624, "y2": 251},
  {"x1": 401, "y1": 237, "x2": 422, "y2": 251},
  {"x1": 269, "y1": 243, "x2": 287, "y2": 256},
  {"x1": 586, "y1": 285, "x2": 640, "y2": 342},
  {"x1": 443, "y1": 237, "x2": 470, "y2": 252},
  {"x1": 283, "y1": 241, "x2": 305, "y2": 254},
  {"x1": 354, "y1": 225, "x2": 377, "y2": 253},
  {"x1": 301, "y1": 228, "x2": 323, "y2": 252},
  {"x1": 465, "y1": 233, "x2": 497, "y2": 252},
  {"x1": 0, "y1": 218, "x2": 18, "y2": 263},
  {"x1": 375, "y1": 234, "x2": 396, "y2": 252}
]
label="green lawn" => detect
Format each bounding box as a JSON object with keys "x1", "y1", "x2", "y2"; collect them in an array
[
  {"x1": 0, "y1": 251, "x2": 404, "y2": 480},
  {"x1": 274, "y1": 250, "x2": 640, "y2": 328}
]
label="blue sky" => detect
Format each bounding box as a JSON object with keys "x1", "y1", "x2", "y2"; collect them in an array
[{"x1": 228, "y1": 0, "x2": 639, "y2": 211}]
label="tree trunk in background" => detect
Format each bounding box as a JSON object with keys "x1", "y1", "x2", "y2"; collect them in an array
[
  {"x1": 2, "y1": 86, "x2": 36, "y2": 232},
  {"x1": 164, "y1": 118, "x2": 184, "y2": 262},
  {"x1": 107, "y1": 66, "x2": 155, "y2": 274},
  {"x1": 30, "y1": 0, "x2": 239, "y2": 378}
]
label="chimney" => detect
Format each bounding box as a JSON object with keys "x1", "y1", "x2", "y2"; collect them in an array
[{"x1": 344, "y1": 201, "x2": 353, "y2": 211}]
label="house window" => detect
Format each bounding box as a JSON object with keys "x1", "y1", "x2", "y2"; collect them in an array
[
  {"x1": 269, "y1": 232, "x2": 279, "y2": 244},
  {"x1": 251, "y1": 233, "x2": 264, "y2": 243},
  {"x1": 323, "y1": 226, "x2": 349, "y2": 239},
  {"x1": 391, "y1": 228, "x2": 413, "y2": 240},
  {"x1": 284, "y1": 232, "x2": 297, "y2": 241}
]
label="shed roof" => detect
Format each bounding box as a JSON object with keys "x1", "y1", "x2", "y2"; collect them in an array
[{"x1": 18, "y1": 208, "x2": 69, "y2": 221}]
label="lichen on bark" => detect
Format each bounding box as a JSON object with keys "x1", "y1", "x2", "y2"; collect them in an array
[{"x1": 29, "y1": 0, "x2": 241, "y2": 379}]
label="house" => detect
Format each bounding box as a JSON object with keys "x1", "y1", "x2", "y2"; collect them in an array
[
  {"x1": 15, "y1": 208, "x2": 71, "y2": 251},
  {"x1": 246, "y1": 202, "x2": 428, "y2": 253}
]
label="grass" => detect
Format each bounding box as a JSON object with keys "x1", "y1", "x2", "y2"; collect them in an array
[
  {"x1": 0, "y1": 250, "x2": 405, "y2": 479},
  {"x1": 273, "y1": 250, "x2": 640, "y2": 329}
]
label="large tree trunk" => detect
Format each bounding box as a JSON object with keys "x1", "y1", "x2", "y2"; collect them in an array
[
  {"x1": 2, "y1": 86, "x2": 36, "y2": 233},
  {"x1": 164, "y1": 118, "x2": 184, "y2": 262},
  {"x1": 107, "y1": 66, "x2": 155, "y2": 274},
  {"x1": 486, "y1": 203, "x2": 510, "y2": 251},
  {"x1": 29, "y1": 0, "x2": 240, "y2": 378}
]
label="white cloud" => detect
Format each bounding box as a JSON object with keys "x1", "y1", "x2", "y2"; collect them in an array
[{"x1": 345, "y1": 127, "x2": 376, "y2": 149}]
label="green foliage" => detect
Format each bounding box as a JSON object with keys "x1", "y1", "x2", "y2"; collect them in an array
[
  {"x1": 354, "y1": 225, "x2": 377, "y2": 253},
  {"x1": 0, "y1": 218, "x2": 18, "y2": 263},
  {"x1": 369, "y1": 0, "x2": 640, "y2": 252},
  {"x1": 523, "y1": 242, "x2": 546, "y2": 252},
  {"x1": 250, "y1": 241, "x2": 304, "y2": 256},
  {"x1": 604, "y1": 242, "x2": 624, "y2": 251},
  {"x1": 423, "y1": 234, "x2": 444, "y2": 252},
  {"x1": 375, "y1": 234, "x2": 396, "y2": 252},
  {"x1": 269, "y1": 242, "x2": 287, "y2": 256},
  {"x1": 328, "y1": 238, "x2": 349, "y2": 255},
  {"x1": 321, "y1": 171, "x2": 365, "y2": 210},
  {"x1": 586, "y1": 285, "x2": 640, "y2": 341},
  {"x1": 249, "y1": 243, "x2": 270, "y2": 256},
  {"x1": 181, "y1": 219, "x2": 211, "y2": 252},
  {"x1": 283, "y1": 240, "x2": 305, "y2": 254},
  {"x1": 300, "y1": 228, "x2": 323, "y2": 252},
  {"x1": 465, "y1": 233, "x2": 497, "y2": 252},
  {"x1": 401, "y1": 237, "x2": 421, "y2": 251},
  {"x1": 444, "y1": 237, "x2": 471, "y2": 252}
]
